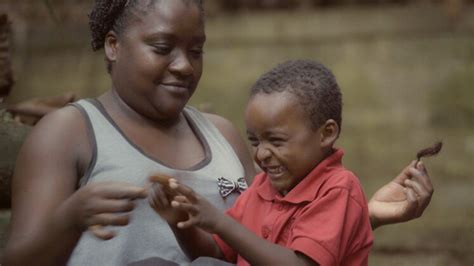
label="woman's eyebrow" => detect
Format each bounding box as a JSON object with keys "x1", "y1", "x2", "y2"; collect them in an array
[
  {"x1": 143, "y1": 32, "x2": 175, "y2": 42},
  {"x1": 143, "y1": 31, "x2": 206, "y2": 44}
]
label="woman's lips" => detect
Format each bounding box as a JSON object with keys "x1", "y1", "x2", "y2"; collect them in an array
[{"x1": 160, "y1": 84, "x2": 189, "y2": 96}]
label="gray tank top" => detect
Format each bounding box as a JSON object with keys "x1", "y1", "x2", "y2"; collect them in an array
[{"x1": 67, "y1": 99, "x2": 245, "y2": 266}]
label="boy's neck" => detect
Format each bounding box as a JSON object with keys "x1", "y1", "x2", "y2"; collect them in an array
[{"x1": 279, "y1": 147, "x2": 336, "y2": 196}]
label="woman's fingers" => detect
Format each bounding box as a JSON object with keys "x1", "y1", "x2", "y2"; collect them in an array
[
  {"x1": 93, "y1": 199, "x2": 135, "y2": 213},
  {"x1": 88, "y1": 213, "x2": 131, "y2": 227},
  {"x1": 89, "y1": 225, "x2": 116, "y2": 240},
  {"x1": 99, "y1": 183, "x2": 148, "y2": 200}
]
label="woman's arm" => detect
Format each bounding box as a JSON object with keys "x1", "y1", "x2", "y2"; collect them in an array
[
  {"x1": 3, "y1": 107, "x2": 147, "y2": 265},
  {"x1": 368, "y1": 161, "x2": 433, "y2": 229},
  {"x1": 4, "y1": 107, "x2": 89, "y2": 265}
]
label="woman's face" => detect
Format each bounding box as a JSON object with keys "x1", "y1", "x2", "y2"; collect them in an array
[{"x1": 108, "y1": 0, "x2": 205, "y2": 122}]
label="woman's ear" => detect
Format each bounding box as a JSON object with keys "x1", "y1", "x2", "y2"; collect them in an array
[
  {"x1": 104, "y1": 31, "x2": 119, "y2": 63},
  {"x1": 320, "y1": 119, "x2": 339, "y2": 148}
]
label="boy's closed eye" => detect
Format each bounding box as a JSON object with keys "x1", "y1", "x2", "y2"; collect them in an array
[
  {"x1": 247, "y1": 135, "x2": 259, "y2": 147},
  {"x1": 268, "y1": 137, "x2": 286, "y2": 147}
]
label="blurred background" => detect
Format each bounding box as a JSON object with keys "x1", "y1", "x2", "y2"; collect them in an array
[{"x1": 1, "y1": 0, "x2": 473, "y2": 265}]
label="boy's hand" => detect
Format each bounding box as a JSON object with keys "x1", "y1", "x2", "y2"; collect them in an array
[
  {"x1": 368, "y1": 161, "x2": 433, "y2": 229},
  {"x1": 148, "y1": 175, "x2": 188, "y2": 226},
  {"x1": 168, "y1": 180, "x2": 224, "y2": 233}
]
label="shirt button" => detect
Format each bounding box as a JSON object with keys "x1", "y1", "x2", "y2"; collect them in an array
[{"x1": 262, "y1": 227, "x2": 270, "y2": 238}]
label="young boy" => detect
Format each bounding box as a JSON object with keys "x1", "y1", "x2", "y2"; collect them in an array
[{"x1": 150, "y1": 59, "x2": 373, "y2": 266}]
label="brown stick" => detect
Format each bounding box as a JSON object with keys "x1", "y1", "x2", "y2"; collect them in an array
[{"x1": 415, "y1": 141, "x2": 443, "y2": 167}]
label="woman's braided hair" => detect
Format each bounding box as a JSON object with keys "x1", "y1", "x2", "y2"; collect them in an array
[{"x1": 89, "y1": 0, "x2": 204, "y2": 51}]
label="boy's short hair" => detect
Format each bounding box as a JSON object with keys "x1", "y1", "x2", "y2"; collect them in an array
[{"x1": 250, "y1": 59, "x2": 342, "y2": 132}]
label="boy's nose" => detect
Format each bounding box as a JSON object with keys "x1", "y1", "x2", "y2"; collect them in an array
[{"x1": 255, "y1": 146, "x2": 272, "y2": 162}]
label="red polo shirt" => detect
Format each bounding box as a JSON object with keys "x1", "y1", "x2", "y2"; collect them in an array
[{"x1": 214, "y1": 149, "x2": 373, "y2": 266}]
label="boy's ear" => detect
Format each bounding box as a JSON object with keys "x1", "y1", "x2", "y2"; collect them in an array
[
  {"x1": 320, "y1": 119, "x2": 339, "y2": 148},
  {"x1": 104, "y1": 31, "x2": 119, "y2": 63}
]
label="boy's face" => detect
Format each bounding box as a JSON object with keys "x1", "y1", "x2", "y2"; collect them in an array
[{"x1": 245, "y1": 91, "x2": 326, "y2": 195}]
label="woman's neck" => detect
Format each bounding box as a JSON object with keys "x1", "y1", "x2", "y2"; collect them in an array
[{"x1": 99, "y1": 89, "x2": 186, "y2": 131}]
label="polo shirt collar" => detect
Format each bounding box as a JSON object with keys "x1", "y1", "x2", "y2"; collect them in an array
[{"x1": 256, "y1": 148, "x2": 344, "y2": 204}]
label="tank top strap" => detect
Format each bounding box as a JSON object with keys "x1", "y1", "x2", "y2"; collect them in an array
[
  {"x1": 70, "y1": 98, "x2": 148, "y2": 186},
  {"x1": 183, "y1": 106, "x2": 244, "y2": 178}
]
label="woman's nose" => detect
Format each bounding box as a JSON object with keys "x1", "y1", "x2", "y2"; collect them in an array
[{"x1": 169, "y1": 50, "x2": 193, "y2": 77}]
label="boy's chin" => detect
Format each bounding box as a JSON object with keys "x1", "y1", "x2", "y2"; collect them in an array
[{"x1": 269, "y1": 181, "x2": 292, "y2": 196}]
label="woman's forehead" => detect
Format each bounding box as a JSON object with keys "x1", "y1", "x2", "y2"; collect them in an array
[{"x1": 127, "y1": 0, "x2": 205, "y2": 36}]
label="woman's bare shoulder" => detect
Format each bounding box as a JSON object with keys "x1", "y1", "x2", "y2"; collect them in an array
[
  {"x1": 19, "y1": 104, "x2": 91, "y2": 171},
  {"x1": 203, "y1": 112, "x2": 257, "y2": 181}
]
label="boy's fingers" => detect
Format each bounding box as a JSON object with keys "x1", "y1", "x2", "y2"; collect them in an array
[
  {"x1": 392, "y1": 161, "x2": 417, "y2": 185},
  {"x1": 152, "y1": 184, "x2": 170, "y2": 206},
  {"x1": 405, "y1": 179, "x2": 432, "y2": 217},
  {"x1": 174, "y1": 195, "x2": 189, "y2": 203},
  {"x1": 404, "y1": 188, "x2": 419, "y2": 219},
  {"x1": 415, "y1": 161, "x2": 428, "y2": 175},
  {"x1": 171, "y1": 201, "x2": 198, "y2": 215},
  {"x1": 404, "y1": 178, "x2": 430, "y2": 200},
  {"x1": 177, "y1": 218, "x2": 196, "y2": 229},
  {"x1": 408, "y1": 165, "x2": 434, "y2": 196},
  {"x1": 170, "y1": 182, "x2": 197, "y2": 202}
]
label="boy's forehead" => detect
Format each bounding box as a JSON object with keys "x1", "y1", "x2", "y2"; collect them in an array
[{"x1": 246, "y1": 92, "x2": 305, "y2": 127}]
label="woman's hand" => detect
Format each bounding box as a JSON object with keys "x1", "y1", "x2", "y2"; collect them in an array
[
  {"x1": 368, "y1": 161, "x2": 434, "y2": 229},
  {"x1": 63, "y1": 181, "x2": 148, "y2": 239}
]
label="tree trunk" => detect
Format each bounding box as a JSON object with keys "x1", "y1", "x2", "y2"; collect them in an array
[
  {"x1": 0, "y1": 13, "x2": 13, "y2": 98},
  {"x1": 0, "y1": 122, "x2": 30, "y2": 209}
]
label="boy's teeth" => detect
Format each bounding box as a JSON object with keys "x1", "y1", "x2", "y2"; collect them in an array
[{"x1": 267, "y1": 166, "x2": 283, "y2": 174}]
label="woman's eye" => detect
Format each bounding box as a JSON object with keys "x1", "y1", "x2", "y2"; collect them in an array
[
  {"x1": 190, "y1": 47, "x2": 204, "y2": 58},
  {"x1": 153, "y1": 45, "x2": 172, "y2": 55}
]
